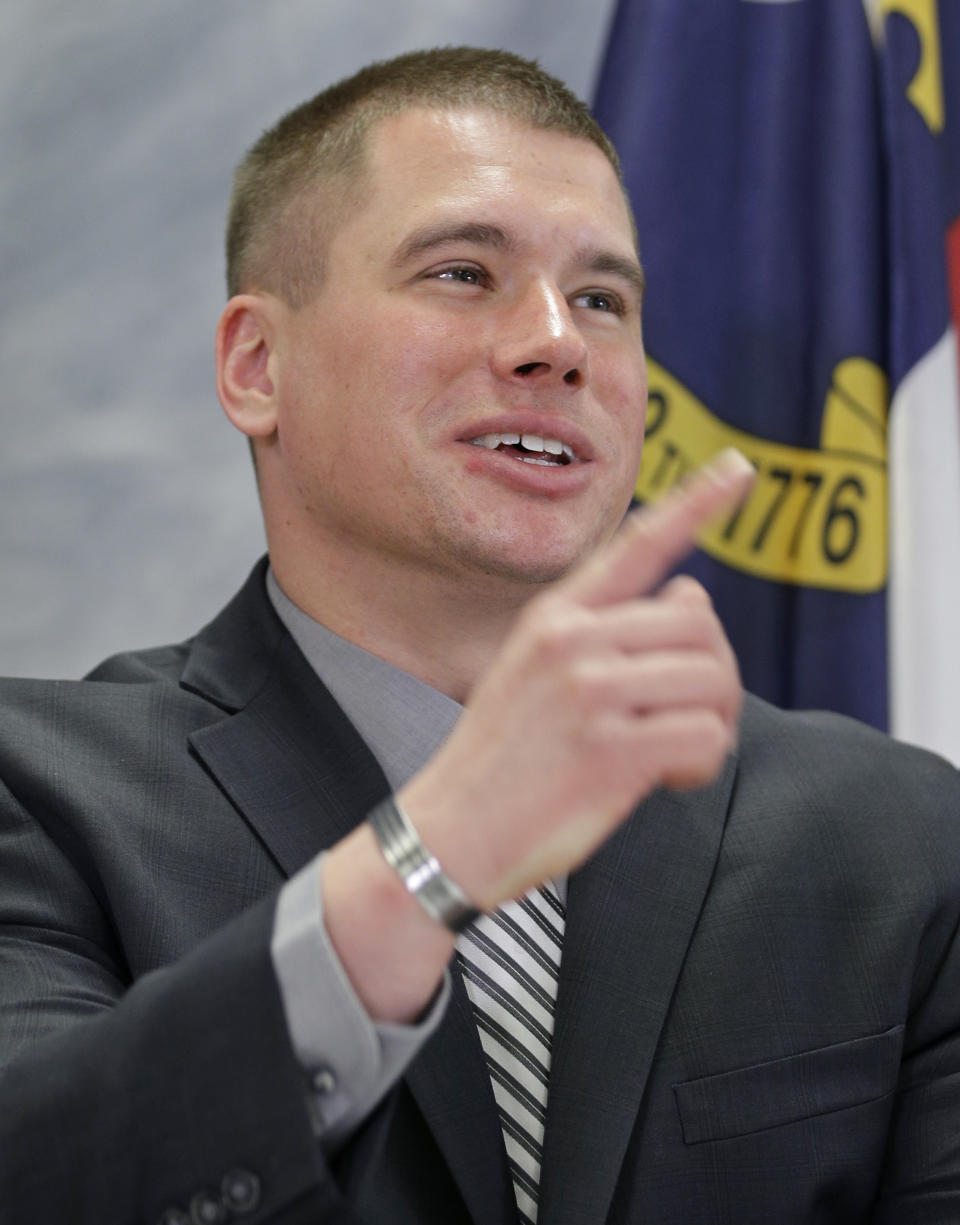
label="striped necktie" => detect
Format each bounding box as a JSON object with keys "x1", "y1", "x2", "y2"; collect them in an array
[{"x1": 455, "y1": 883, "x2": 565, "y2": 1225}]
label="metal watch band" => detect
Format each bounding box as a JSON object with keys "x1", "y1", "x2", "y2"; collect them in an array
[{"x1": 368, "y1": 796, "x2": 480, "y2": 933}]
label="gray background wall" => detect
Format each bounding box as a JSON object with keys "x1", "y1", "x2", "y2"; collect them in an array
[{"x1": 1, "y1": 0, "x2": 617, "y2": 678}]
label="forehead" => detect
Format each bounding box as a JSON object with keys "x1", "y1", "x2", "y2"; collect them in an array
[{"x1": 349, "y1": 107, "x2": 637, "y2": 258}]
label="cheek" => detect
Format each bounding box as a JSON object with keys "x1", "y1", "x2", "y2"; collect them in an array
[
  {"x1": 595, "y1": 361, "x2": 647, "y2": 497},
  {"x1": 282, "y1": 305, "x2": 483, "y2": 464},
  {"x1": 611, "y1": 350, "x2": 647, "y2": 426},
  {"x1": 635, "y1": 363, "x2": 649, "y2": 433},
  {"x1": 603, "y1": 375, "x2": 647, "y2": 449},
  {"x1": 391, "y1": 293, "x2": 486, "y2": 360},
  {"x1": 383, "y1": 315, "x2": 478, "y2": 397}
]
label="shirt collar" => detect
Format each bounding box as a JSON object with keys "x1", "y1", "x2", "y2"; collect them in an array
[
  {"x1": 266, "y1": 567, "x2": 461, "y2": 793},
  {"x1": 266, "y1": 567, "x2": 568, "y2": 906}
]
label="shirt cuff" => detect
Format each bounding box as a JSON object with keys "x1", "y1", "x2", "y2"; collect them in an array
[{"x1": 270, "y1": 853, "x2": 450, "y2": 1151}]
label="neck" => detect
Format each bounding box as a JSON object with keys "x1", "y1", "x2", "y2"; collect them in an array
[{"x1": 268, "y1": 539, "x2": 541, "y2": 704}]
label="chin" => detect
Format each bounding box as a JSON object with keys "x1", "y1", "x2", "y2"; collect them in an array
[
  {"x1": 448, "y1": 531, "x2": 599, "y2": 588},
  {"x1": 481, "y1": 556, "x2": 577, "y2": 587},
  {"x1": 431, "y1": 497, "x2": 629, "y2": 588}
]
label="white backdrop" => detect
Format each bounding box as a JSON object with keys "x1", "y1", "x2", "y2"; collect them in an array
[{"x1": 1, "y1": 0, "x2": 617, "y2": 678}]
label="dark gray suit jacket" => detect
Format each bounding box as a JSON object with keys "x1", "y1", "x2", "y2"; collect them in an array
[{"x1": 1, "y1": 560, "x2": 959, "y2": 1225}]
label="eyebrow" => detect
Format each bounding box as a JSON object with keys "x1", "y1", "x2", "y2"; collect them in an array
[
  {"x1": 581, "y1": 248, "x2": 646, "y2": 306},
  {"x1": 390, "y1": 222, "x2": 514, "y2": 266},
  {"x1": 390, "y1": 221, "x2": 645, "y2": 305}
]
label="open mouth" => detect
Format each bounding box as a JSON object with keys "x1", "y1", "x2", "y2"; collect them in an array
[{"x1": 467, "y1": 432, "x2": 576, "y2": 467}]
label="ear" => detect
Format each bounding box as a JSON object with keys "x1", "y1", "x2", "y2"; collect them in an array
[{"x1": 215, "y1": 294, "x2": 281, "y2": 439}]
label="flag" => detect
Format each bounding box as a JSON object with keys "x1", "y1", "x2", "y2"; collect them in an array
[
  {"x1": 883, "y1": 0, "x2": 960, "y2": 765},
  {"x1": 593, "y1": 0, "x2": 960, "y2": 764}
]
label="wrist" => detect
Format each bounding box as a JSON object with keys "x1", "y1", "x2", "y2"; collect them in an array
[
  {"x1": 367, "y1": 795, "x2": 480, "y2": 933},
  {"x1": 322, "y1": 822, "x2": 456, "y2": 1024}
]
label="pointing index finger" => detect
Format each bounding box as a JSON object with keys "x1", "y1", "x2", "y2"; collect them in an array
[{"x1": 568, "y1": 448, "x2": 755, "y2": 608}]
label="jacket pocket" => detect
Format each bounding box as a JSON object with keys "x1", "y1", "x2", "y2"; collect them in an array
[{"x1": 673, "y1": 1024, "x2": 904, "y2": 1144}]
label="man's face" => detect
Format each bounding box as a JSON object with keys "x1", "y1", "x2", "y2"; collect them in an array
[{"x1": 267, "y1": 107, "x2": 647, "y2": 589}]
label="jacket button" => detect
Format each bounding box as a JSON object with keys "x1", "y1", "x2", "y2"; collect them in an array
[
  {"x1": 157, "y1": 1211, "x2": 190, "y2": 1225},
  {"x1": 189, "y1": 1190, "x2": 228, "y2": 1224},
  {"x1": 221, "y1": 1167, "x2": 261, "y2": 1215}
]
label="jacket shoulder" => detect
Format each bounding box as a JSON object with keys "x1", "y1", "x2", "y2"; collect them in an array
[
  {"x1": 739, "y1": 692, "x2": 958, "y2": 793},
  {"x1": 83, "y1": 639, "x2": 193, "y2": 685},
  {"x1": 735, "y1": 693, "x2": 960, "y2": 891}
]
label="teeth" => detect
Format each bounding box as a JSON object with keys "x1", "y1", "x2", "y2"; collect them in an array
[
  {"x1": 518, "y1": 455, "x2": 560, "y2": 466},
  {"x1": 467, "y1": 431, "x2": 577, "y2": 460}
]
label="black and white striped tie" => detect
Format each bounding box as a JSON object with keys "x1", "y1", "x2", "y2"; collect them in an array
[{"x1": 455, "y1": 883, "x2": 565, "y2": 1225}]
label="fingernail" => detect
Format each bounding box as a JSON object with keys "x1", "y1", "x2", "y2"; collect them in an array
[{"x1": 710, "y1": 447, "x2": 755, "y2": 483}]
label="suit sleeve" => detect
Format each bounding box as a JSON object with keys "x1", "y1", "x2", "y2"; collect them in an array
[
  {"x1": 0, "y1": 776, "x2": 370, "y2": 1225},
  {"x1": 870, "y1": 895, "x2": 960, "y2": 1221},
  {"x1": 867, "y1": 760, "x2": 960, "y2": 1222},
  {"x1": 271, "y1": 856, "x2": 449, "y2": 1150}
]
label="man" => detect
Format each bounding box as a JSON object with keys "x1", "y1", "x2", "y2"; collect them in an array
[{"x1": 1, "y1": 46, "x2": 958, "y2": 1225}]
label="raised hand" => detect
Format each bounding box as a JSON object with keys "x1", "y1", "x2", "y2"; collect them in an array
[{"x1": 400, "y1": 448, "x2": 755, "y2": 909}]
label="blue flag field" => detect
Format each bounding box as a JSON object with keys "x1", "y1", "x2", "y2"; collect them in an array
[{"x1": 594, "y1": 0, "x2": 960, "y2": 763}]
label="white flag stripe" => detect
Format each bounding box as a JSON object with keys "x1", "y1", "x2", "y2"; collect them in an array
[{"x1": 889, "y1": 327, "x2": 960, "y2": 766}]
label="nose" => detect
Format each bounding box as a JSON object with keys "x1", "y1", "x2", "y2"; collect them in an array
[{"x1": 490, "y1": 281, "x2": 589, "y2": 390}]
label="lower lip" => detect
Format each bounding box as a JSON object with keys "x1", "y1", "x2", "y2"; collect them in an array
[{"x1": 458, "y1": 443, "x2": 592, "y2": 495}]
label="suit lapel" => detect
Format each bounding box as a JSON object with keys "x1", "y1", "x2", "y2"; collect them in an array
[
  {"x1": 188, "y1": 629, "x2": 392, "y2": 875},
  {"x1": 538, "y1": 762, "x2": 737, "y2": 1225},
  {"x1": 181, "y1": 563, "x2": 513, "y2": 1224}
]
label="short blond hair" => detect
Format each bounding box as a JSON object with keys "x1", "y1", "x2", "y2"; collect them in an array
[{"x1": 226, "y1": 46, "x2": 625, "y2": 307}]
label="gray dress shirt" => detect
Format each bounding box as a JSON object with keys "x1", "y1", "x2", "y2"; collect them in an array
[
  {"x1": 267, "y1": 569, "x2": 459, "y2": 1148},
  {"x1": 266, "y1": 569, "x2": 566, "y2": 1151}
]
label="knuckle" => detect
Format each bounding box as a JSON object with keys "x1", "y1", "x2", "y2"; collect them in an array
[
  {"x1": 525, "y1": 602, "x2": 587, "y2": 665},
  {"x1": 707, "y1": 652, "x2": 738, "y2": 695},
  {"x1": 660, "y1": 711, "x2": 730, "y2": 786},
  {"x1": 692, "y1": 714, "x2": 731, "y2": 771},
  {"x1": 663, "y1": 575, "x2": 712, "y2": 608},
  {"x1": 623, "y1": 511, "x2": 671, "y2": 563},
  {"x1": 565, "y1": 657, "x2": 610, "y2": 708},
  {"x1": 579, "y1": 706, "x2": 626, "y2": 754},
  {"x1": 688, "y1": 601, "x2": 722, "y2": 639},
  {"x1": 680, "y1": 606, "x2": 729, "y2": 658}
]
